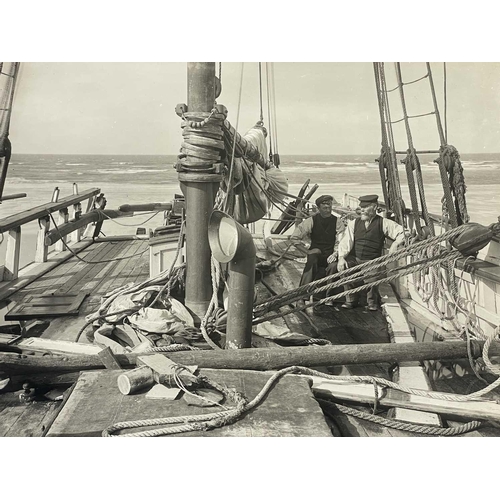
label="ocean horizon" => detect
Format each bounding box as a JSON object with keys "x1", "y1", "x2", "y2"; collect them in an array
[{"x1": 2, "y1": 152, "x2": 499, "y2": 267}]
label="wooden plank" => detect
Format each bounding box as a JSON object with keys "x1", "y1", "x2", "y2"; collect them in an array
[
  {"x1": 17, "y1": 337, "x2": 102, "y2": 355},
  {"x1": 3, "y1": 226, "x2": 22, "y2": 281},
  {"x1": 0, "y1": 188, "x2": 101, "y2": 233},
  {"x1": 0, "y1": 239, "x2": 95, "y2": 302},
  {"x1": 0, "y1": 403, "x2": 27, "y2": 437},
  {"x1": 91, "y1": 240, "x2": 142, "y2": 295},
  {"x1": 67, "y1": 242, "x2": 132, "y2": 296},
  {"x1": 14, "y1": 242, "x2": 101, "y2": 297},
  {"x1": 55, "y1": 208, "x2": 70, "y2": 252},
  {"x1": 46, "y1": 369, "x2": 333, "y2": 437},
  {"x1": 311, "y1": 377, "x2": 500, "y2": 422},
  {"x1": 56, "y1": 241, "x2": 127, "y2": 295},
  {"x1": 71, "y1": 202, "x2": 82, "y2": 243},
  {"x1": 5, "y1": 292, "x2": 89, "y2": 320},
  {"x1": 382, "y1": 286, "x2": 441, "y2": 426},
  {"x1": 100, "y1": 240, "x2": 149, "y2": 294},
  {"x1": 98, "y1": 347, "x2": 122, "y2": 369},
  {"x1": 5, "y1": 401, "x2": 59, "y2": 437},
  {"x1": 34, "y1": 216, "x2": 50, "y2": 263}
]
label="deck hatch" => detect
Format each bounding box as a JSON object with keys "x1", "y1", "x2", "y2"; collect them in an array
[{"x1": 5, "y1": 292, "x2": 89, "y2": 320}]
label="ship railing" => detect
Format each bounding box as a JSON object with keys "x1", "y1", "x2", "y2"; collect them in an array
[{"x1": 0, "y1": 186, "x2": 101, "y2": 288}]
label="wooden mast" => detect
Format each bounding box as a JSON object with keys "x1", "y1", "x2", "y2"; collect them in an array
[{"x1": 179, "y1": 63, "x2": 222, "y2": 323}]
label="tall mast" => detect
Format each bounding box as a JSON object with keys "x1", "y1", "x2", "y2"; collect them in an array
[{"x1": 178, "y1": 63, "x2": 222, "y2": 322}]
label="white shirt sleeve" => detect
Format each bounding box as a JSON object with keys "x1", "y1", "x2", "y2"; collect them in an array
[
  {"x1": 382, "y1": 218, "x2": 405, "y2": 244},
  {"x1": 333, "y1": 217, "x2": 345, "y2": 253},
  {"x1": 290, "y1": 216, "x2": 314, "y2": 241},
  {"x1": 337, "y1": 219, "x2": 355, "y2": 258}
]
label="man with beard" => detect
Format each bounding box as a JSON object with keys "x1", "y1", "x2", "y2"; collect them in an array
[
  {"x1": 327, "y1": 194, "x2": 405, "y2": 311},
  {"x1": 290, "y1": 194, "x2": 345, "y2": 307}
]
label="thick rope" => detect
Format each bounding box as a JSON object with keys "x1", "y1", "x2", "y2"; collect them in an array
[
  {"x1": 253, "y1": 251, "x2": 463, "y2": 324},
  {"x1": 199, "y1": 256, "x2": 224, "y2": 350},
  {"x1": 319, "y1": 399, "x2": 482, "y2": 436},
  {"x1": 103, "y1": 365, "x2": 490, "y2": 437},
  {"x1": 254, "y1": 225, "x2": 467, "y2": 314}
]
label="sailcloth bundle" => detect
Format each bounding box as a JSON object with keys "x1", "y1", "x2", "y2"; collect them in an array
[{"x1": 225, "y1": 125, "x2": 288, "y2": 224}]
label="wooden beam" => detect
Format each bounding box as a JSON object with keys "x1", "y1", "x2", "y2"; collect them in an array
[
  {"x1": 1, "y1": 340, "x2": 500, "y2": 375},
  {"x1": 45, "y1": 209, "x2": 133, "y2": 246},
  {"x1": 55, "y1": 208, "x2": 69, "y2": 252},
  {"x1": 0, "y1": 188, "x2": 101, "y2": 233},
  {"x1": 2, "y1": 226, "x2": 22, "y2": 281},
  {"x1": 382, "y1": 288, "x2": 442, "y2": 426},
  {"x1": 98, "y1": 347, "x2": 122, "y2": 370},
  {"x1": 34, "y1": 216, "x2": 50, "y2": 263},
  {"x1": 312, "y1": 378, "x2": 500, "y2": 422},
  {"x1": 0, "y1": 192, "x2": 26, "y2": 201}
]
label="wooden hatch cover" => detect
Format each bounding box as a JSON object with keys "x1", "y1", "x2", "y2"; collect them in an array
[{"x1": 5, "y1": 293, "x2": 89, "y2": 321}]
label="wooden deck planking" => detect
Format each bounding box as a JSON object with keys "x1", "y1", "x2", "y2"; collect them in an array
[
  {"x1": 0, "y1": 393, "x2": 61, "y2": 437},
  {"x1": 75, "y1": 241, "x2": 136, "y2": 296},
  {"x1": 47, "y1": 369, "x2": 333, "y2": 437},
  {"x1": 4, "y1": 240, "x2": 149, "y2": 343},
  {"x1": 56, "y1": 241, "x2": 129, "y2": 296},
  {"x1": 97, "y1": 240, "x2": 149, "y2": 295}
]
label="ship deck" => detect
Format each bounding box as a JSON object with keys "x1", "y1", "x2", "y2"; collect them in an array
[{"x1": 1, "y1": 238, "x2": 500, "y2": 437}]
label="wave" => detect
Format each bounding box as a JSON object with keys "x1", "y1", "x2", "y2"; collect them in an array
[
  {"x1": 65, "y1": 163, "x2": 89, "y2": 166},
  {"x1": 97, "y1": 168, "x2": 164, "y2": 175},
  {"x1": 293, "y1": 161, "x2": 374, "y2": 167}
]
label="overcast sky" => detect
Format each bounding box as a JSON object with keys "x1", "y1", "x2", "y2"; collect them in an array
[
  {"x1": 2, "y1": 62, "x2": 500, "y2": 155},
  {"x1": 7, "y1": 62, "x2": 500, "y2": 156}
]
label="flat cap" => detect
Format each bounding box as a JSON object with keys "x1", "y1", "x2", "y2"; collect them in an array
[
  {"x1": 315, "y1": 194, "x2": 333, "y2": 206},
  {"x1": 358, "y1": 194, "x2": 378, "y2": 206}
]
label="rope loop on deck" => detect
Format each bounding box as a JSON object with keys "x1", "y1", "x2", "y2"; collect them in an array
[{"x1": 102, "y1": 365, "x2": 490, "y2": 438}]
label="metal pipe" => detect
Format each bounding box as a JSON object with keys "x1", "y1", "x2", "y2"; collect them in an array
[{"x1": 209, "y1": 211, "x2": 255, "y2": 349}]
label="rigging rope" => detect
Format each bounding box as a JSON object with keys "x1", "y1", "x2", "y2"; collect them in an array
[
  {"x1": 47, "y1": 211, "x2": 150, "y2": 264},
  {"x1": 223, "y1": 62, "x2": 245, "y2": 215},
  {"x1": 444, "y1": 62, "x2": 448, "y2": 143},
  {"x1": 254, "y1": 224, "x2": 467, "y2": 314},
  {"x1": 258, "y1": 62, "x2": 264, "y2": 123}
]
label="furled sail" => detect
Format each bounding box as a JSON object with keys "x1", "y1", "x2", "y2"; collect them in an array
[{"x1": 223, "y1": 124, "x2": 288, "y2": 224}]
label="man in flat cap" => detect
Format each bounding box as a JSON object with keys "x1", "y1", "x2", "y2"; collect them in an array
[
  {"x1": 326, "y1": 194, "x2": 405, "y2": 311},
  {"x1": 289, "y1": 194, "x2": 345, "y2": 307}
]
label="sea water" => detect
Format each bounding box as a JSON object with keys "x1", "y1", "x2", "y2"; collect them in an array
[{"x1": 1, "y1": 153, "x2": 499, "y2": 268}]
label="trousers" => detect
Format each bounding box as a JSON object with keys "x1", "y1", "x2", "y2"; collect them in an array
[
  {"x1": 326, "y1": 255, "x2": 382, "y2": 306},
  {"x1": 299, "y1": 248, "x2": 330, "y2": 287}
]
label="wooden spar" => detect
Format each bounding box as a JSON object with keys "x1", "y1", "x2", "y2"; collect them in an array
[
  {"x1": 2, "y1": 340, "x2": 500, "y2": 375},
  {"x1": 222, "y1": 119, "x2": 272, "y2": 170},
  {"x1": 118, "y1": 203, "x2": 172, "y2": 213},
  {"x1": 44, "y1": 209, "x2": 133, "y2": 246},
  {"x1": 0, "y1": 192, "x2": 26, "y2": 201}
]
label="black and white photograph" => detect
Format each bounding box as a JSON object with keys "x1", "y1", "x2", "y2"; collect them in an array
[{"x1": 1, "y1": 1, "x2": 498, "y2": 497}]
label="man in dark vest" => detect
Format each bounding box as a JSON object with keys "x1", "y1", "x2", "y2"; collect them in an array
[
  {"x1": 326, "y1": 194, "x2": 405, "y2": 311},
  {"x1": 290, "y1": 194, "x2": 345, "y2": 307}
]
